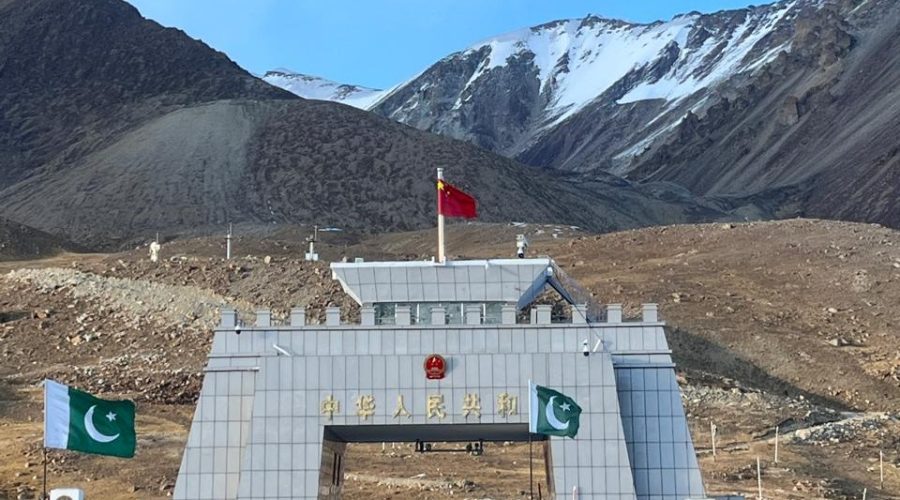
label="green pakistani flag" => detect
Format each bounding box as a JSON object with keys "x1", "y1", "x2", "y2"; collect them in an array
[
  {"x1": 528, "y1": 381, "x2": 582, "y2": 438},
  {"x1": 44, "y1": 380, "x2": 136, "y2": 458}
]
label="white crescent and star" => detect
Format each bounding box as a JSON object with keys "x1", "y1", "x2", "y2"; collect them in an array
[
  {"x1": 84, "y1": 405, "x2": 120, "y2": 443},
  {"x1": 544, "y1": 396, "x2": 570, "y2": 430}
]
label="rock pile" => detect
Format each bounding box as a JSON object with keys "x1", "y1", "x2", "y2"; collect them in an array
[
  {"x1": 1, "y1": 268, "x2": 228, "y2": 403},
  {"x1": 0, "y1": 257, "x2": 364, "y2": 404},
  {"x1": 789, "y1": 413, "x2": 897, "y2": 445},
  {"x1": 6, "y1": 268, "x2": 241, "y2": 331},
  {"x1": 77, "y1": 256, "x2": 358, "y2": 323}
]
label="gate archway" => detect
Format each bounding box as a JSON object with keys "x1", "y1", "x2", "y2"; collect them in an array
[{"x1": 175, "y1": 258, "x2": 707, "y2": 499}]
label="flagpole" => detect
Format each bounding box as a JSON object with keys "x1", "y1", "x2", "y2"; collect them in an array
[
  {"x1": 42, "y1": 447, "x2": 47, "y2": 500},
  {"x1": 42, "y1": 379, "x2": 47, "y2": 500},
  {"x1": 529, "y1": 431, "x2": 534, "y2": 499},
  {"x1": 528, "y1": 379, "x2": 534, "y2": 499},
  {"x1": 437, "y1": 167, "x2": 446, "y2": 263}
]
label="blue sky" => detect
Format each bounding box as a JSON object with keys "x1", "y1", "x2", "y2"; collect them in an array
[{"x1": 126, "y1": 0, "x2": 770, "y2": 89}]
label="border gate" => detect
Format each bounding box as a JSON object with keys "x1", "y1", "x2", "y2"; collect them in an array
[{"x1": 174, "y1": 258, "x2": 708, "y2": 499}]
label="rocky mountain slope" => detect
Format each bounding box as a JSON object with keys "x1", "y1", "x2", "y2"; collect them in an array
[
  {"x1": 0, "y1": 218, "x2": 82, "y2": 261},
  {"x1": 369, "y1": 1, "x2": 803, "y2": 165},
  {"x1": 628, "y1": 0, "x2": 900, "y2": 229},
  {"x1": 272, "y1": 0, "x2": 899, "y2": 228},
  {"x1": 0, "y1": 0, "x2": 749, "y2": 249},
  {"x1": 0, "y1": 0, "x2": 292, "y2": 189},
  {"x1": 262, "y1": 69, "x2": 384, "y2": 109}
]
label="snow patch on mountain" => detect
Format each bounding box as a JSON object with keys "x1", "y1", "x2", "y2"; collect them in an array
[
  {"x1": 263, "y1": 69, "x2": 384, "y2": 109},
  {"x1": 619, "y1": 2, "x2": 796, "y2": 104},
  {"x1": 270, "y1": 0, "x2": 828, "y2": 176},
  {"x1": 449, "y1": 2, "x2": 798, "y2": 125}
]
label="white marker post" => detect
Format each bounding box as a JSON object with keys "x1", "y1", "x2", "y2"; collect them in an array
[
  {"x1": 774, "y1": 425, "x2": 779, "y2": 464},
  {"x1": 756, "y1": 457, "x2": 763, "y2": 500},
  {"x1": 710, "y1": 422, "x2": 717, "y2": 461},
  {"x1": 437, "y1": 168, "x2": 446, "y2": 263},
  {"x1": 226, "y1": 223, "x2": 232, "y2": 260}
]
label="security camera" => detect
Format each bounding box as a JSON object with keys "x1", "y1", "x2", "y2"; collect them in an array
[
  {"x1": 516, "y1": 234, "x2": 529, "y2": 259},
  {"x1": 234, "y1": 323, "x2": 242, "y2": 335},
  {"x1": 582, "y1": 339, "x2": 590, "y2": 357}
]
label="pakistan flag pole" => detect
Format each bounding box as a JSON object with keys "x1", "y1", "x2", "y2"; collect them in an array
[
  {"x1": 43, "y1": 379, "x2": 137, "y2": 495},
  {"x1": 528, "y1": 381, "x2": 582, "y2": 438},
  {"x1": 528, "y1": 381, "x2": 533, "y2": 499},
  {"x1": 527, "y1": 381, "x2": 583, "y2": 498}
]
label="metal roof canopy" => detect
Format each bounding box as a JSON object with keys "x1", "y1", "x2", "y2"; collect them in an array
[{"x1": 330, "y1": 258, "x2": 578, "y2": 310}]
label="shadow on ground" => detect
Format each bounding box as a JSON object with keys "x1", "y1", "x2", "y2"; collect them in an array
[{"x1": 667, "y1": 326, "x2": 852, "y2": 412}]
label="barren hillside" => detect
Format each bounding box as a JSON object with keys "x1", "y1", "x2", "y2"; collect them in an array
[
  {"x1": 1, "y1": 219, "x2": 898, "y2": 498},
  {"x1": 0, "y1": 219, "x2": 82, "y2": 261},
  {"x1": 359, "y1": 0, "x2": 900, "y2": 229},
  {"x1": 0, "y1": 0, "x2": 741, "y2": 249}
]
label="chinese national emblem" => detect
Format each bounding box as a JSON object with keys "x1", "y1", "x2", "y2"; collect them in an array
[{"x1": 424, "y1": 354, "x2": 446, "y2": 380}]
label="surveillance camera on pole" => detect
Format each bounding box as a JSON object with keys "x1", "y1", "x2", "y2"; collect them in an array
[
  {"x1": 516, "y1": 234, "x2": 529, "y2": 259},
  {"x1": 582, "y1": 339, "x2": 590, "y2": 357},
  {"x1": 305, "y1": 225, "x2": 319, "y2": 261}
]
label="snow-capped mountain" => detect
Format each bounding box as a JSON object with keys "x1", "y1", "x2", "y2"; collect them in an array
[
  {"x1": 263, "y1": 69, "x2": 384, "y2": 109},
  {"x1": 265, "y1": 0, "x2": 900, "y2": 229},
  {"x1": 369, "y1": 1, "x2": 811, "y2": 173}
]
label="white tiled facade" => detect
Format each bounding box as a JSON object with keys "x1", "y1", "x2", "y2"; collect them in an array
[{"x1": 174, "y1": 259, "x2": 706, "y2": 499}]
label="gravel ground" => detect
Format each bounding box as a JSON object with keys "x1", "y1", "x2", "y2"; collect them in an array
[{"x1": 1, "y1": 219, "x2": 899, "y2": 499}]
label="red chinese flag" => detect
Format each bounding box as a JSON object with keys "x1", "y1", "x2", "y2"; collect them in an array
[{"x1": 437, "y1": 179, "x2": 477, "y2": 219}]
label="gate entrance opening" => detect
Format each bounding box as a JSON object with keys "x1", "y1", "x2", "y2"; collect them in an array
[{"x1": 326, "y1": 424, "x2": 550, "y2": 499}]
